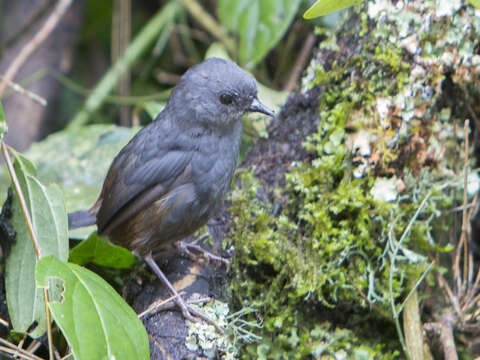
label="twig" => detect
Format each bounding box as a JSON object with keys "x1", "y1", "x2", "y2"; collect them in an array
[
  {"x1": 112, "y1": 0, "x2": 132, "y2": 126},
  {"x1": 284, "y1": 33, "x2": 316, "y2": 92},
  {"x1": 462, "y1": 120, "x2": 470, "y2": 286},
  {"x1": 0, "y1": 317, "x2": 9, "y2": 328},
  {"x1": 0, "y1": 0, "x2": 73, "y2": 96},
  {"x1": 453, "y1": 120, "x2": 470, "y2": 299},
  {"x1": 424, "y1": 313, "x2": 458, "y2": 360},
  {"x1": 389, "y1": 192, "x2": 432, "y2": 360},
  {"x1": 436, "y1": 273, "x2": 463, "y2": 321},
  {"x1": 402, "y1": 286, "x2": 424, "y2": 360},
  {"x1": 1, "y1": 144, "x2": 42, "y2": 258},
  {"x1": 138, "y1": 293, "x2": 212, "y2": 318},
  {"x1": 398, "y1": 261, "x2": 435, "y2": 315},
  {"x1": 138, "y1": 292, "x2": 184, "y2": 318},
  {"x1": 0, "y1": 345, "x2": 40, "y2": 360},
  {"x1": 25, "y1": 340, "x2": 42, "y2": 355},
  {"x1": 0, "y1": 76, "x2": 47, "y2": 106},
  {"x1": 0, "y1": 337, "x2": 44, "y2": 360}
]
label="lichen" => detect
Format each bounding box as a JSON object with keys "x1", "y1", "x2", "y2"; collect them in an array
[{"x1": 226, "y1": 0, "x2": 479, "y2": 357}]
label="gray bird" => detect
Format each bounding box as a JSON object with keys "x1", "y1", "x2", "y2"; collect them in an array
[{"x1": 68, "y1": 57, "x2": 274, "y2": 328}]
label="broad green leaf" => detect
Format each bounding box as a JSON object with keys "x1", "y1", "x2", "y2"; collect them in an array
[
  {"x1": 303, "y1": 0, "x2": 363, "y2": 19},
  {"x1": 469, "y1": 0, "x2": 480, "y2": 8},
  {"x1": 36, "y1": 255, "x2": 149, "y2": 360},
  {"x1": 218, "y1": 0, "x2": 301, "y2": 68},
  {"x1": 0, "y1": 101, "x2": 7, "y2": 141},
  {"x1": 69, "y1": 232, "x2": 136, "y2": 269},
  {"x1": 6, "y1": 154, "x2": 68, "y2": 338}
]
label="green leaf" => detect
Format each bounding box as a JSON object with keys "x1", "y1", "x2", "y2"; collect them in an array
[
  {"x1": 469, "y1": 0, "x2": 480, "y2": 8},
  {"x1": 303, "y1": 0, "x2": 363, "y2": 19},
  {"x1": 142, "y1": 101, "x2": 165, "y2": 119},
  {"x1": 69, "y1": 232, "x2": 137, "y2": 269},
  {"x1": 218, "y1": 0, "x2": 301, "y2": 68},
  {"x1": 36, "y1": 255, "x2": 149, "y2": 360},
  {"x1": 11, "y1": 150, "x2": 37, "y2": 176},
  {"x1": 5, "y1": 154, "x2": 69, "y2": 338},
  {"x1": 0, "y1": 101, "x2": 7, "y2": 141}
]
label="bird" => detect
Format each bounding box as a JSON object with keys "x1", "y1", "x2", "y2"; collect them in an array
[{"x1": 68, "y1": 57, "x2": 274, "y2": 329}]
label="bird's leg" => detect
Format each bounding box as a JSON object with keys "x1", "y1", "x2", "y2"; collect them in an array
[
  {"x1": 144, "y1": 254, "x2": 224, "y2": 333},
  {"x1": 176, "y1": 233, "x2": 230, "y2": 269}
]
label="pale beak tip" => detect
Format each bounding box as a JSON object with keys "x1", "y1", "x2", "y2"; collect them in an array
[{"x1": 248, "y1": 98, "x2": 275, "y2": 117}]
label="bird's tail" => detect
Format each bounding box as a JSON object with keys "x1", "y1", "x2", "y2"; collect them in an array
[{"x1": 68, "y1": 210, "x2": 96, "y2": 229}]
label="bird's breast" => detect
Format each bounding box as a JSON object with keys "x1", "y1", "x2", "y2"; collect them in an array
[{"x1": 191, "y1": 127, "x2": 241, "y2": 215}]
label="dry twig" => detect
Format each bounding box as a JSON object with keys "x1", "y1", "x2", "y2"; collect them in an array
[
  {"x1": 0, "y1": 76, "x2": 47, "y2": 106},
  {"x1": 0, "y1": 0, "x2": 73, "y2": 96},
  {"x1": 425, "y1": 120, "x2": 480, "y2": 358}
]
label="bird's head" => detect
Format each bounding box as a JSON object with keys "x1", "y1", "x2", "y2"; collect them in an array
[{"x1": 167, "y1": 58, "x2": 274, "y2": 129}]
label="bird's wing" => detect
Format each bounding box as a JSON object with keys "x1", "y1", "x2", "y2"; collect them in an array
[{"x1": 95, "y1": 121, "x2": 195, "y2": 233}]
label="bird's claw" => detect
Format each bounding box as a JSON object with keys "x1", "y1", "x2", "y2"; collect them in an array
[
  {"x1": 172, "y1": 295, "x2": 224, "y2": 333},
  {"x1": 176, "y1": 235, "x2": 230, "y2": 270}
]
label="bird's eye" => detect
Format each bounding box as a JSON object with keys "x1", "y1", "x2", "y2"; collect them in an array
[{"x1": 219, "y1": 92, "x2": 235, "y2": 105}]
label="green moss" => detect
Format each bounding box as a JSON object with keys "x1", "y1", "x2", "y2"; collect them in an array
[
  {"x1": 373, "y1": 43, "x2": 406, "y2": 74},
  {"x1": 228, "y1": 93, "x2": 450, "y2": 356},
  {"x1": 227, "y1": 1, "x2": 479, "y2": 357}
]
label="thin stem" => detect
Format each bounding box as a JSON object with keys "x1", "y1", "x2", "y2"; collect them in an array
[
  {"x1": 0, "y1": 76, "x2": 46, "y2": 106},
  {"x1": 462, "y1": 120, "x2": 469, "y2": 287},
  {"x1": 0, "y1": 337, "x2": 44, "y2": 360},
  {"x1": 1, "y1": 143, "x2": 41, "y2": 257},
  {"x1": 398, "y1": 261, "x2": 435, "y2": 315},
  {"x1": 389, "y1": 192, "x2": 431, "y2": 360},
  {"x1": 0, "y1": 0, "x2": 73, "y2": 96},
  {"x1": 1, "y1": 143, "x2": 54, "y2": 359}
]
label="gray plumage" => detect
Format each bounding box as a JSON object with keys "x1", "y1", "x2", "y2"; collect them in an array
[{"x1": 68, "y1": 58, "x2": 273, "y2": 256}]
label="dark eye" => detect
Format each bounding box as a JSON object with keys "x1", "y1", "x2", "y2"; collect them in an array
[{"x1": 219, "y1": 92, "x2": 235, "y2": 105}]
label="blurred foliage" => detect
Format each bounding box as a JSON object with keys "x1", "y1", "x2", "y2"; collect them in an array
[
  {"x1": 469, "y1": 0, "x2": 480, "y2": 9},
  {"x1": 218, "y1": 0, "x2": 302, "y2": 68},
  {"x1": 59, "y1": 0, "x2": 315, "y2": 129}
]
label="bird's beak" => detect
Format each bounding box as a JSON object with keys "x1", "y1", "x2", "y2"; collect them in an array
[{"x1": 247, "y1": 97, "x2": 275, "y2": 117}]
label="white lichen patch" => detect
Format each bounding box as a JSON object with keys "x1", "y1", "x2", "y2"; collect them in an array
[
  {"x1": 185, "y1": 299, "x2": 237, "y2": 359},
  {"x1": 435, "y1": 0, "x2": 462, "y2": 17},
  {"x1": 371, "y1": 177, "x2": 401, "y2": 202}
]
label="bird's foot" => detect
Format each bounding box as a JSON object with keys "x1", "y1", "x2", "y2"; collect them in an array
[
  {"x1": 144, "y1": 254, "x2": 224, "y2": 333},
  {"x1": 176, "y1": 234, "x2": 230, "y2": 270},
  {"x1": 173, "y1": 295, "x2": 224, "y2": 333}
]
